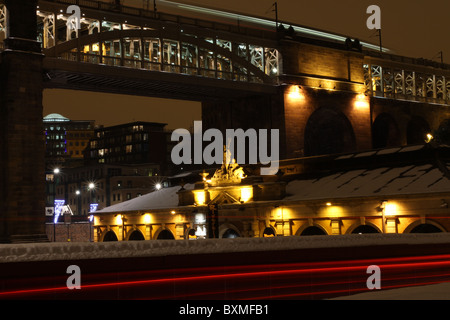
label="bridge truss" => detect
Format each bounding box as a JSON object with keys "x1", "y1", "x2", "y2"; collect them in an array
[
  {"x1": 29, "y1": 0, "x2": 281, "y2": 85},
  {"x1": 364, "y1": 56, "x2": 450, "y2": 106}
]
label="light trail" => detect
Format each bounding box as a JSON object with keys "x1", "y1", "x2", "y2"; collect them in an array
[{"x1": 1, "y1": 253, "x2": 450, "y2": 299}]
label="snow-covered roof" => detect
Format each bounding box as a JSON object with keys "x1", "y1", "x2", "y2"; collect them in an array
[
  {"x1": 95, "y1": 184, "x2": 195, "y2": 214},
  {"x1": 285, "y1": 162, "x2": 450, "y2": 201},
  {"x1": 94, "y1": 145, "x2": 450, "y2": 213}
]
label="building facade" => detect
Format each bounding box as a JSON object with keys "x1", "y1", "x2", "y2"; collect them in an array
[
  {"x1": 92, "y1": 144, "x2": 450, "y2": 242},
  {"x1": 51, "y1": 164, "x2": 167, "y2": 217},
  {"x1": 84, "y1": 121, "x2": 171, "y2": 174},
  {"x1": 43, "y1": 113, "x2": 95, "y2": 164}
]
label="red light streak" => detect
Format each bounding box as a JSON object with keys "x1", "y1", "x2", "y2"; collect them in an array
[{"x1": 1, "y1": 254, "x2": 450, "y2": 299}]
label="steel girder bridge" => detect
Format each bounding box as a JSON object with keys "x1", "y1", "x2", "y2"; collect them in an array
[
  {"x1": 0, "y1": 0, "x2": 449, "y2": 104},
  {"x1": 1, "y1": 0, "x2": 285, "y2": 100}
]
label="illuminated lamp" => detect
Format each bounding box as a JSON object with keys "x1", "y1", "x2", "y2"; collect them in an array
[
  {"x1": 114, "y1": 214, "x2": 123, "y2": 225},
  {"x1": 287, "y1": 85, "x2": 305, "y2": 101},
  {"x1": 194, "y1": 190, "x2": 206, "y2": 206},
  {"x1": 240, "y1": 187, "x2": 253, "y2": 203},
  {"x1": 354, "y1": 93, "x2": 369, "y2": 109},
  {"x1": 384, "y1": 203, "x2": 397, "y2": 216},
  {"x1": 143, "y1": 213, "x2": 151, "y2": 224}
]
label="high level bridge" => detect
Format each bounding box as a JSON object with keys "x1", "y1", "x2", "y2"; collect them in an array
[{"x1": 0, "y1": 0, "x2": 449, "y2": 242}]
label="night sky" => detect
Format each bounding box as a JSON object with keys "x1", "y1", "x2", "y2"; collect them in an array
[{"x1": 43, "y1": 0, "x2": 450, "y2": 130}]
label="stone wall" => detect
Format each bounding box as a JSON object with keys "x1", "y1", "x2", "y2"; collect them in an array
[{"x1": 45, "y1": 222, "x2": 93, "y2": 242}]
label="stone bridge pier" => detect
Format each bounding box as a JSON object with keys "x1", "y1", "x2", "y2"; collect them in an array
[{"x1": 0, "y1": 0, "x2": 47, "y2": 242}]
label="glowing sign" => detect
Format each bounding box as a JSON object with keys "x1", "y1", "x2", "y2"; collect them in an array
[
  {"x1": 89, "y1": 203, "x2": 98, "y2": 213},
  {"x1": 54, "y1": 199, "x2": 65, "y2": 223}
]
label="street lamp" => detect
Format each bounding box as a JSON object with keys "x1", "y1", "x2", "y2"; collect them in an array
[
  {"x1": 88, "y1": 214, "x2": 94, "y2": 242},
  {"x1": 53, "y1": 168, "x2": 61, "y2": 242}
]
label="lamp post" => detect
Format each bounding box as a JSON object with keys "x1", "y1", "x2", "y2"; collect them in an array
[
  {"x1": 88, "y1": 182, "x2": 95, "y2": 214},
  {"x1": 53, "y1": 168, "x2": 60, "y2": 242},
  {"x1": 88, "y1": 214, "x2": 94, "y2": 242}
]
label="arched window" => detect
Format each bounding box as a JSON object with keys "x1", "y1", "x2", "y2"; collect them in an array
[
  {"x1": 351, "y1": 225, "x2": 380, "y2": 234},
  {"x1": 128, "y1": 230, "x2": 145, "y2": 240},
  {"x1": 262, "y1": 227, "x2": 276, "y2": 237},
  {"x1": 157, "y1": 229, "x2": 175, "y2": 240},
  {"x1": 410, "y1": 224, "x2": 443, "y2": 233},
  {"x1": 222, "y1": 229, "x2": 240, "y2": 238},
  {"x1": 103, "y1": 230, "x2": 118, "y2": 241},
  {"x1": 300, "y1": 226, "x2": 327, "y2": 236}
]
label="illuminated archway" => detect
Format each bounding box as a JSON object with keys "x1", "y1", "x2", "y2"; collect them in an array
[
  {"x1": 299, "y1": 225, "x2": 328, "y2": 236},
  {"x1": 222, "y1": 229, "x2": 240, "y2": 238},
  {"x1": 262, "y1": 226, "x2": 276, "y2": 237},
  {"x1": 404, "y1": 220, "x2": 446, "y2": 233},
  {"x1": 348, "y1": 222, "x2": 381, "y2": 234},
  {"x1": 155, "y1": 228, "x2": 175, "y2": 240},
  {"x1": 102, "y1": 230, "x2": 118, "y2": 242},
  {"x1": 128, "y1": 229, "x2": 145, "y2": 240}
]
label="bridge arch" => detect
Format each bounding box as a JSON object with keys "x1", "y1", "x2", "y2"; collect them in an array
[
  {"x1": 372, "y1": 113, "x2": 401, "y2": 148},
  {"x1": 404, "y1": 220, "x2": 446, "y2": 233},
  {"x1": 436, "y1": 118, "x2": 450, "y2": 144},
  {"x1": 407, "y1": 116, "x2": 430, "y2": 145},
  {"x1": 304, "y1": 107, "x2": 356, "y2": 156},
  {"x1": 44, "y1": 29, "x2": 278, "y2": 84}
]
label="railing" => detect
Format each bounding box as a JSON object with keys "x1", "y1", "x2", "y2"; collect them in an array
[
  {"x1": 71, "y1": 52, "x2": 260, "y2": 82},
  {"x1": 364, "y1": 62, "x2": 450, "y2": 105},
  {"x1": 40, "y1": 0, "x2": 277, "y2": 41}
]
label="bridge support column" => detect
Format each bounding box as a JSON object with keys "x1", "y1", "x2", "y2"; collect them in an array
[{"x1": 0, "y1": 0, "x2": 48, "y2": 243}]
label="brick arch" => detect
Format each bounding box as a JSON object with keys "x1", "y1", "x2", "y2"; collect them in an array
[
  {"x1": 372, "y1": 112, "x2": 401, "y2": 148},
  {"x1": 407, "y1": 116, "x2": 430, "y2": 145},
  {"x1": 435, "y1": 118, "x2": 450, "y2": 144},
  {"x1": 304, "y1": 107, "x2": 356, "y2": 156}
]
